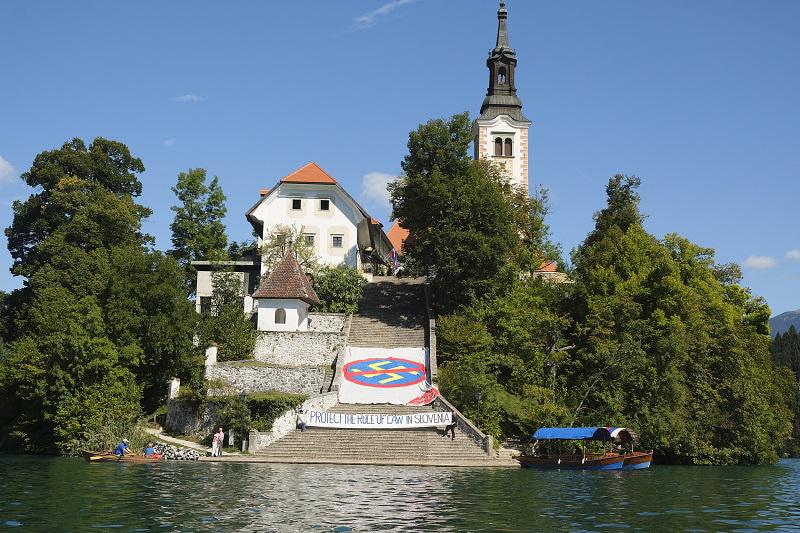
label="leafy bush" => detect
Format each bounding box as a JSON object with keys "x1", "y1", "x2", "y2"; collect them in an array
[{"x1": 313, "y1": 267, "x2": 367, "y2": 314}]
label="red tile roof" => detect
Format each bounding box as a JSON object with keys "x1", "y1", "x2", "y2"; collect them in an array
[
  {"x1": 280, "y1": 162, "x2": 337, "y2": 185},
  {"x1": 387, "y1": 221, "x2": 410, "y2": 255},
  {"x1": 259, "y1": 187, "x2": 270, "y2": 196},
  {"x1": 536, "y1": 260, "x2": 558, "y2": 272},
  {"x1": 252, "y1": 252, "x2": 321, "y2": 305}
]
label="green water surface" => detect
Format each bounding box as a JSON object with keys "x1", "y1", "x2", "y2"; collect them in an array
[{"x1": 1, "y1": 455, "x2": 798, "y2": 532}]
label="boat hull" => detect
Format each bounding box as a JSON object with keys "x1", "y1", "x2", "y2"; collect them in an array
[
  {"x1": 83, "y1": 450, "x2": 163, "y2": 463},
  {"x1": 623, "y1": 451, "x2": 652, "y2": 470},
  {"x1": 514, "y1": 454, "x2": 624, "y2": 470}
]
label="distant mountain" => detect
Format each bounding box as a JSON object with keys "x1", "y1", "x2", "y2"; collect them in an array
[{"x1": 770, "y1": 310, "x2": 800, "y2": 338}]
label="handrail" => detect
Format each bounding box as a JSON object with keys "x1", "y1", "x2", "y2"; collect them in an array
[
  {"x1": 433, "y1": 394, "x2": 494, "y2": 457},
  {"x1": 331, "y1": 314, "x2": 352, "y2": 392},
  {"x1": 423, "y1": 283, "x2": 437, "y2": 382}
]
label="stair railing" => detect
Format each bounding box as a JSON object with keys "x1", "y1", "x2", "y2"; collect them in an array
[
  {"x1": 423, "y1": 283, "x2": 438, "y2": 382},
  {"x1": 433, "y1": 395, "x2": 494, "y2": 457}
]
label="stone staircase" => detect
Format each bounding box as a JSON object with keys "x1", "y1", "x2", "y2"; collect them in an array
[
  {"x1": 347, "y1": 277, "x2": 427, "y2": 348},
  {"x1": 252, "y1": 276, "x2": 498, "y2": 466},
  {"x1": 254, "y1": 403, "x2": 493, "y2": 466}
]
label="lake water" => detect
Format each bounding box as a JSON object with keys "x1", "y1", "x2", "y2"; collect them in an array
[{"x1": 1, "y1": 456, "x2": 799, "y2": 532}]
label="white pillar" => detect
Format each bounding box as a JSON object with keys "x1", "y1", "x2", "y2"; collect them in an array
[
  {"x1": 205, "y1": 344, "x2": 218, "y2": 367},
  {"x1": 167, "y1": 377, "x2": 180, "y2": 400}
]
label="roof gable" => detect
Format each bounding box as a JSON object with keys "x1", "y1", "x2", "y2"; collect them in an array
[
  {"x1": 253, "y1": 252, "x2": 321, "y2": 305},
  {"x1": 280, "y1": 162, "x2": 337, "y2": 185}
]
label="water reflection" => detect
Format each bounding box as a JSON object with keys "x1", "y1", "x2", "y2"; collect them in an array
[{"x1": 0, "y1": 457, "x2": 799, "y2": 531}]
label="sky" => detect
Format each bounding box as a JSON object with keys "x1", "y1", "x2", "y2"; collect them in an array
[{"x1": 1, "y1": 0, "x2": 799, "y2": 315}]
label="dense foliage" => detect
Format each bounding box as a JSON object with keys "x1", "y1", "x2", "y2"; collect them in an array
[
  {"x1": 389, "y1": 113, "x2": 557, "y2": 313},
  {"x1": 169, "y1": 168, "x2": 228, "y2": 294},
  {"x1": 196, "y1": 271, "x2": 257, "y2": 362},
  {"x1": 313, "y1": 267, "x2": 367, "y2": 314},
  {"x1": 394, "y1": 116, "x2": 792, "y2": 464},
  {"x1": 0, "y1": 138, "x2": 200, "y2": 453},
  {"x1": 772, "y1": 326, "x2": 800, "y2": 455}
]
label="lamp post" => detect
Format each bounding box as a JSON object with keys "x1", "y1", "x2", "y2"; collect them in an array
[{"x1": 475, "y1": 391, "x2": 483, "y2": 428}]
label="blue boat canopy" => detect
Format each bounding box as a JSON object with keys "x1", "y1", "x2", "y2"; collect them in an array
[{"x1": 532, "y1": 427, "x2": 613, "y2": 441}]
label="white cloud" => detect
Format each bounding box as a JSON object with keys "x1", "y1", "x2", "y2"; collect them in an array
[
  {"x1": 742, "y1": 255, "x2": 777, "y2": 270},
  {"x1": 171, "y1": 94, "x2": 203, "y2": 103},
  {"x1": 785, "y1": 249, "x2": 800, "y2": 261},
  {"x1": 163, "y1": 138, "x2": 177, "y2": 147},
  {"x1": 0, "y1": 155, "x2": 18, "y2": 186},
  {"x1": 359, "y1": 171, "x2": 396, "y2": 213},
  {"x1": 352, "y1": 0, "x2": 417, "y2": 31}
]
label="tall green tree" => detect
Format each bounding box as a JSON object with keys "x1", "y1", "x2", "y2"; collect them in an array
[
  {"x1": 390, "y1": 113, "x2": 538, "y2": 312},
  {"x1": 567, "y1": 175, "x2": 791, "y2": 464},
  {"x1": 772, "y1": 326, "x2": 800, "y2": 455},
  {"x1": 169, "y1": 168, "x2": 228, "y2": 293},
  {"x1": 0, "y1": 138, "x2": 198, "y2": 453}
]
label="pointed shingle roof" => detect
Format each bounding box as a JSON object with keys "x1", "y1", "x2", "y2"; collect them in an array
[{"x1": 253, "y1": 252, "x2": 321, "y2": 305}]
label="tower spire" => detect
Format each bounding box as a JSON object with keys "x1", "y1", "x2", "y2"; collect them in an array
[{"x1": 496, "y1": 2, "x2": 509, "y2": 49}]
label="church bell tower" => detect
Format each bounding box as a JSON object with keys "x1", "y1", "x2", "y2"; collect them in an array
[{"x1": 473, "y1": 1, "x2": 531, "y2": 191}]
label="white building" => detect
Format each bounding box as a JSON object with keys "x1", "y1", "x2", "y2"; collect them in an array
[
  {"x1": 193, "y1": 162, "x2": 393, "y2": 314},
  {"x1": 246, "y1": 162, "x2": 393, "y2": 278},
  {"x1": 253, "y1": 251, "x2": 321, "y2": 332},
  {"x1": 472, "y1": 1, "x2": 531, "y2": 191}
]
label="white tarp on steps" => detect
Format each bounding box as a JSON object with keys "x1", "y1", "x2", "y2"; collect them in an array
[{"x1": 338, "y1": 347, "x2": 436, "y2": 405}]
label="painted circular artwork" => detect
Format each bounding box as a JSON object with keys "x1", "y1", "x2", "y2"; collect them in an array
[{"x1": 343, "y1": 358, "x2": 426, "y2": 388}]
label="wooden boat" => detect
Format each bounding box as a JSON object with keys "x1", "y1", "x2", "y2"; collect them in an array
[
  {"x1": 623, "y1": 450, "x2": 653, "y2": 470},
  {"x1": 516, "y1": 452, "x2": 625, "y2": 470},
  {"x1": 607, "y1": 428, "x2": 653, "y2": 470},
  {"x1": 83, "y1": 450, "x2": 163, "y2": 463},
  {"x1": 514, "y1": 427, "x2": 625, "y2": 470}
]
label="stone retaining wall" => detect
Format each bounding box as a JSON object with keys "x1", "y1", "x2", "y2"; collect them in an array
[
  {"x1": 165, "y1": 399, "x2": 220, "y2": 436},
  {"x1": 253, "y1": 331, "x2": 342, "y2": 366},
  {"x1": 307, "y1": 313, "x2": 346, "y2": 332},
  {"x1": 206, "y1": 363, "x2": 326, "y2": 396},
  {"x1": 249, "y1": 392, "x2": 339, "y2": 452}
]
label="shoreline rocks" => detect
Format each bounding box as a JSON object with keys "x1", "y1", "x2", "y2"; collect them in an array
[{"x1": 153, "y1": 443, "x2": 201, "y2": 461}]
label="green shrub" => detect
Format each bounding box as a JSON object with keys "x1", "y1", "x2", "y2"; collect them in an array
[{"x1": 313, "y1": 267, "x2": 367, "y2": 314}]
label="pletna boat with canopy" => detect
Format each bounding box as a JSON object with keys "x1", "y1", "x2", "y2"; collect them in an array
[
  {"x1": 514, "y1": 426, "x2": 645, "y2": 470},
  {"x1": 608, "y1": 427, "x2": 653, "y2": 469}
]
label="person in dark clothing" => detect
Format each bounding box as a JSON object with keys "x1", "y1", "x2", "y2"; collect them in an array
[{"x1": 443, "y1": 415, "x2": 457, "y2": 440}]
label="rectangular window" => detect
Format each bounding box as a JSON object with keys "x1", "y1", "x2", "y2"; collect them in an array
[
  {"x1": 331, "y1": 234, "x2": 343, "y2": 248},
  {"x1": 292, "y1": 199, "x2": 302, "y2": 210},
  {"x1": 303, "y1": 234, "x2": 315, "y2": 246},
  {"x1": 320, "y1": 199, "x2": 330, "y2": 211},
  {"x1": 199, "y1": 296, "x2": 212, "y2": 315}
]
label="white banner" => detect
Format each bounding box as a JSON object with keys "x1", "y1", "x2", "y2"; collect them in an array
[
  {"x1": 306, "y1": 410, "x2": 452, "y2": 429},
  {"x1": 338, "y1": 347, "x2": 433, "y2": 405}
]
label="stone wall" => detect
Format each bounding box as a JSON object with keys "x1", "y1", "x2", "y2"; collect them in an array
[
  {"x1": 307, "y1": 313, "x2": 346, "y2": 332},
  {"x1": 250, "y1": 392, "x2": 339, "y2": 452},
  {"x1": 206, "y1": 363, "x2": 326, "y2": 396},
  {"x1": 253, "y1": 331, "x2": 341, "y2": 366},
  {"x1": 165, "y1": 399, "x2": 220, "y2": 436}
]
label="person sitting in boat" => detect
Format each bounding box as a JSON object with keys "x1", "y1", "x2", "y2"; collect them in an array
[
  {"x1": 144, "y1": 442, "x2": 156, "y2": 457},
  {"x1": 114, "y1": 439, "x2": 130, "y2": 456}
]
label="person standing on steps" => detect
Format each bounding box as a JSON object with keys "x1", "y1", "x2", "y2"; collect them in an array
[
  {"x1": 297, "y1": 409, "x2": 307, "y2": 432},
  {"x1": 444, "y1": 414, "x2": 457, "y2": 440}
]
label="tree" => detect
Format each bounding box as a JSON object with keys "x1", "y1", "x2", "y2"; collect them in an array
[
  {"x1": 0, "y1": 138, "x2": 199, "y2": 453},
  {"x1": 390, "y1": 113, "x2": 526, "y2": 312},
  {"x1": 196, "y1": 271, "x2": 257, "y2": 362},
  {"x1": 169, "y1": 168, "x2": 228, "y2": 293},
  {"x1": 567, "y1": 175, "x2": 791, "y2": 464},
  {"x1": 260, "y1": 224, "x2": 319, "y2": 274},
  {"x1": 313, "y1": 267, "x2": 367, "y2": 314},
  {"x1": 772, "y1": 326, "x2": 800, "y2": 455}
]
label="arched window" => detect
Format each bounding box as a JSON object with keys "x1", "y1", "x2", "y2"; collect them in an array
[
  {"x1": 504, "y1": 138, "x2": 513, "y2": 157},
  {"x1": 494, "y1": 137, "x2": 503, "y2": 156},
  {"x1": 275, "y1": 308, "x2": 286, "y2": 324},
  {"x1": 498, "y1": 67, "x2": 507, "y2": 84}
]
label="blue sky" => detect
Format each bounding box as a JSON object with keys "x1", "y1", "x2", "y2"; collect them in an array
[{"x1": 1, "y1": 0, "x2": 798, "y2": 314}]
